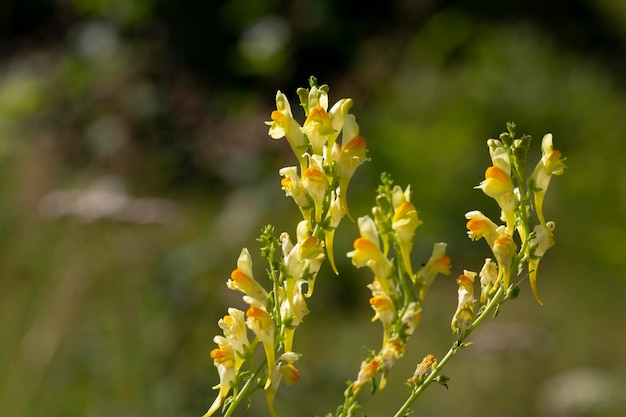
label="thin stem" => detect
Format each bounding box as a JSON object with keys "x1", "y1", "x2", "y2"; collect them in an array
[
  {"x1": 464, "y1": 284, "x2": 505, "y2": 339},
  {"x1": 393, "y1": 285, "x2": 506, "y2": 417},
  {"x1": 393, "y1": 342, "x2": 458, "y2": 417},
  {"x1": 337, "y1": 385, "x2": 363, "y2": 417},
  {"x1": 224, "y1": 361, "x2": 266, "y2": 417}
]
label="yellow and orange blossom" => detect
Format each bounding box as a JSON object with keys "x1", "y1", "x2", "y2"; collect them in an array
[
  {"x1": 475, "y1": 165, "x2": 518, "y2": 234},
  {"x1": 227, "y1": 248, "x2": 268, "y2": 303},
  {"x1": 531, "y1": 133, "x2": 566, "y2": 229},
  {"x1": 392, "y1": 200, "x2": 422, "y2": 279}
]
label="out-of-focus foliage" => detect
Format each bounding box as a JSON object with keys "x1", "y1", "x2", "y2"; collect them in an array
[{"x1": 1, "y1": 1, "x2": 626, "y2": 416}]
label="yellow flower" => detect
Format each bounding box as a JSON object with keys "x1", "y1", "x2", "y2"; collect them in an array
[
  {"x1": 227, "y1": 248, "x2": 268, "y2": 303},
  {"x1": 368, "y1": 292, "x2": 394, "y2": 323},
  {"x1": 408, "y1": 354, "x2": 437, "y2": 384},
  {"x1": 299, "y1": 235, "x2": 325, "y2": 296},
  {"x1": 280, "y1": 231, "x2": 300, "y2": 277},
  {"x1": 392, "y1": 200, "x2": 422, "y2": 279},
  {"x1": 353, "y1": 356, "x2": 382, "y2": 392},
  {"x1": 335, "y1": 115, "x2": 369, "y2": 220},
  {"x1": 451, "y1": 271, "x2": 476, "y2": 334},
  {"x1": 203, "y1": 337, "x2": 236, "y2": 417},
  {"x1": 301, "y1": 105, "x2": 335, "y2": 155},
  {"x1": 327, "y1": 98, "x2": 354, "y2": 150},
  {"x1": 368, "y1": 278, "x2": 396, "y2": 344},
  {"x1": 347, "y1": 216, "x2": 394, "y2": 290},
  {"x1": 491, "y1": 232, "x2": 517, "y2": 291},
  {"x1": 281, "y1": 222, "x2": 325, "y2": 299},
  {"x1": 487, "y1": 141, "x2": 511, "y2": 175},
  {"x1": 348, "y1": 237, "x2": 391, "y2": 282},
  {"x1": 475, "y1": 165, "x2": 518, "y2": 234},
  {"x1": 401, "y1": 301, "x2": 422, "y2": 336},
  {"x1": 217, "y1": 308, "x2": 249, "y2": 369},
  {"x1": 244, "y1": 299, "x2": 275, "y2": 389},
  {"x1": 266, "y1": 91, "x2": 307, "y2": 171},
  {"x1": 531, "y1": 134, "x2": 566, "y2": 229},
  {"x1": 302, "y1": 166, "x2": 328, "y2": 223},
  {"x1": 279, "y1": 363, "x2": 300, "y2": 386},
  {"x1": 264, "y1": 352, "x2": 301, "y2": 417},
  {"x1": 379, "y1": 339, "x2": 405, "y2": 389},
  {"x1": 528, "y1": 221, "x2": 555, "y2": 305},
  {"x1": 391, "y1": 184, "x2": 411, "y2": 210},
  {"x1": 416, "y1": 242, "x2": 451, "y2": 302},
  {"x1": 279, "y1": 282, "x2": 309, "y2": 352},
  {"x1": 478, "y1": 258, "x2": 498, "y2": 304},
  {"x1": 279, "y1": 166, "x2": 312, "y2": 220},
  {"x1": 465, "y1": 210, "x2": 499, "y2": 248},
  {"x1": 476, "y1": 165, "x2": 514, "y2": 197},
  {"x1": 324, "y1": 190, "x2": 346, "y2": 274}
]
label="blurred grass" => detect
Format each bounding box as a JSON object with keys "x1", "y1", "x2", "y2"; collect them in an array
[{"x1": 2, "y1": 1, "x2": 626, "y2": 416}]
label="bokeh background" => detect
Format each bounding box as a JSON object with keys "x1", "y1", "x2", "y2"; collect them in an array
[{"x1": 2, "y1": 0, "x2": 626, "y2": 416}]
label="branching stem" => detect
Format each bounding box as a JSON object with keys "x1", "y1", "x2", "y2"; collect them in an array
[{"x1": 393, "y1": 284, "x2": 506, "y2": 417}]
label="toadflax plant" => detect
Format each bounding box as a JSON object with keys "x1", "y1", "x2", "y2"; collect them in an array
[{"x1": 202, "y1": 78, "x2": 566, "y2": 417}]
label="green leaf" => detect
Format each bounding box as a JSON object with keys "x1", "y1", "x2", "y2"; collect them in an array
[{"x1": 435, "y1": 375, "x2": 450, "y2": 389}]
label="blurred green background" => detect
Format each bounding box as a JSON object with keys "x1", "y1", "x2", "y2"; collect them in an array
[{"x1": 1, "y1": 0, "x2": 626, "y2": 416}]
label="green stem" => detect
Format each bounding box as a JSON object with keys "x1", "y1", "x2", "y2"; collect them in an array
[
  {"x1": 337, "y1": 385, "x2": 363, "y2": 417},
  {"x1": 393, "y1": 342, "x2": 458, "y2": 417},
  {"x1": 393, "y1": 285, "x2": 506, "y2": 417},
  {"x1": 224, "y1": 361, "x2": 266, "y2": 417}
]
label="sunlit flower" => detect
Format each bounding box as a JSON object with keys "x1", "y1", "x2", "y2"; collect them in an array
[
  {"x1": 244, "y1": 297, "x2": 275, "y2": 389},
  {"x1": 465, "y1": 210, "x2": 499, "y2": 248},
  {"x1": 475, "y1": 165, "x2": 518, "y2": 234},
  {"x1": 291, "y1": 221, "x2": 325, "y2": 296},
  {"x1": 451, "y1": 271, "x2": 476, "y2": 335},
  {"x1": 528, "y1": 221, "x2": 556, "y2": 305},
  {"x1": 265, "y1": 352, "x2": 302, "y2": 417},
  {"x1": 356, "y1": 213, "x2": 379, "y2": 245},
  {"x1": 217, "y1": 308, "x2": 249, "y2": 369},
  {"x1": 353, "y1": 356, "x2": 382, "y2": 392},
  {"x1": 324, "y1": 190, "x2": 346, "y2": 274},
  {"x1": 335, "y1": 115, "x2": 369, "y2": 220},
  {"x1": 347, "y1": 216, "x2": 394, "y2": 291},
  {"x1": 327, "y1": 98, "x2": 354, "y2": 150},
  {"x1": 301, "y1": 105, "x2": 335, "y2": 155},
  {"x1": 401, "y1": 301, "x2": 422, "y2": 336},
  {"x1": 280, "y1": 231, "x2": 298, "y2": 273},
  {"x1": 203, "y1": 336, "x2": 236, "y2": 417},
  {"x1": 491, "y1": 232, "x2": 517, "y2": 292},
  {"x1": 487, "y1": 141, "x2": 511, "y2": 175},
  {"x1": 299, "y1": 235, "x2": 325, "y2": 296},
  {"x1": 379, "y1": 339, "x2": 405, "y2": 389},
  {"x1": 227, "y1": 248, "x2": 268, "y2": 303},
  {"x1": 478, "y1": 258, "x2": 498, "y2": 304},
  {"x1": 304, "y1": 84, "x2": 329, "y2": 113},
  {"x1": 280, "y1": 223, "x2": 323, "y2": 333},
  {"x1": 279, "y1": 362, "x2": 301, "y2": 386},
  {"x1": 392, "y1": 200, "x2": 422, "y2": 279},
  {"x1": 280, "y1": 281, "x2": 309, "y2": 352},
  {"x1": 266, "y1": 91, "x2": 307, "y2": 170},
  {"x1": 408, "y1": 354, "x2": 437, "y2": 384},
  {"x1": 531, "y1": 134, "x2": 566, "y2": 229},
  {"x1": 391, "y1": 184, "x2": 412, "y2": 211},
  {"x1": 279, "y1": 166, "x2": 312, "y2": 220},
  {"x1": 368, "y1": 278, "x2": 396, "y2": 344},
  {"x1": 416, "y1": 242, "x2": 451, "y2": 301},
  {"x1": 302, "y1": 166, "x2": 328, "y2": 223}
]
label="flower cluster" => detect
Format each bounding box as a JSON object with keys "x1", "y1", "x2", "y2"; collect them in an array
[
  {"x1": 203, "y1": 82, "x2": 566, "y2": 417},
  {"x1": 269, "y1": 79, "x2": 369, "y2": 271},
  {"x1": 204, "y1": 79, "x2": 369, "y2": 417},
  {"x1": 458, "y1": 123, "x2": 566, "y2": 330},
  {"x1": 344, "y1": 174, "x2": 451, "y2": 401}
]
